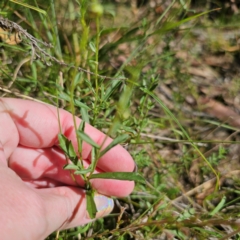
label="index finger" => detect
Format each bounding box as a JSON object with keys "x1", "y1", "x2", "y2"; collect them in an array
[{"x1": 1, "y1": 98, "x2": 135, "y2": 173}]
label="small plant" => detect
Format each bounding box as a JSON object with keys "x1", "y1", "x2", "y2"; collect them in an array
[
  {"x1": 58, "y1": 123, "x2": 144, "y2": 218},
  {"x1": 201, "y1": 145, "x2": 228, "y2": 176}
]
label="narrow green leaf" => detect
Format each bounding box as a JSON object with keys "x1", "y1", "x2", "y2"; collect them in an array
[
  {"x1": 78, "y1": 120, "x2": 85, "y2": 132},
  {"x1": 63, "y1": 164, "x2": 79, "y2": 170},
  {"x1": 88, "y1": 147, "x2": 98, "y2": 175},
  {"x1": 89, "y1": 41, "x2": 96, "y2": 53},
  {"x1": 86, "y1": 190, "x2": 97, "y2": 219},
  {"x1": 81, "y1": 108, "x2": 90, "y2": 123},
  {"x1": 68, "y1": 140, "x2": 77, "y2": 159},
  {"x1": 58, "y1": 134, "x2": 78, "y2": 165},
  {"x1": 58, "y1": 93, "x2": 90, "y2": 110},
  {"x1": 209, "y1": 196, "x2": 226, "y2": 216},
  {"x1": 73, "y1": 72, "x2": 81, "y2": 87},
  {"x1": 77, "y1": 121, "x2": 85, "y2": 155},
  {"x1": 68, "y1": 223, "x2": 91, "y2": 235},
  {"x1": 10, "y1": 0, "x2": 47, "y2": 15},
  {"x1": 104, "y1": 79, "x2": 122, "y2": 101},
  {"x1": 74, "y1": 99, "x2": 91, "y2": 110},
  {"x1": 89, "y1": 172, "x2": 145, "y2": 183},
  {"x1": 74, "y1": 169, "x2": 92, "y2": 175},
  {"x1": 58, "y1": 133, "x2": 68, "y2": 153},
  {"x1": 71, "y1": 156, "x2": 79, "y2": 165},
  {"x1": 99, "y1": 134, "x2": 129, "y2": 158},
  {"x1": 77, "y1": 130, "x2": 100, "y2": 149},
  {"x1": 152, "y1": 9, "x2": 218, "y2": 36},
  {"x1": 91, "y1": 147, "x2": 97, "y2": 168},
  {"x1": 59, "y1": 92, "x2": 71, "y2": 101},
  {"x1": 101, "y1": 27, "x2": 128, "y2": 36}
]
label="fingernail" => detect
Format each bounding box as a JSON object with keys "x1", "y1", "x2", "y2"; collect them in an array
[{"x1": 94, "y1": 193, "x2": 114, "y2": 218}]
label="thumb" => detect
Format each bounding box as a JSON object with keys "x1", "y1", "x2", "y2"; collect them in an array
[{"x1": 38, "y1": 186, "x2": 114, "y2": 237}]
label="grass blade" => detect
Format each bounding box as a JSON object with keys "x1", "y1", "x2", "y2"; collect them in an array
[
  {"x1": 209, "y1": 196, "x2": 226, "y2": 216},
  {"x1": 152, "y1": 9, "x2": 219, "y2": 35},
  {"x1": 10, "y1": 0, "x2": 46, "y2": 15}
]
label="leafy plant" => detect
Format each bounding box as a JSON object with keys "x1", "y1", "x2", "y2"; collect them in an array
[
  {"x1": 2, "y1": 0, "x2": 240, "y2": 239},
  {"x1": 58, "y1": 128, "x2": 144, "y2": 218}
]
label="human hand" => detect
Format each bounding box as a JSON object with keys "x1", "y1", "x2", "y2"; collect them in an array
[{"x1": 0, "y1": 98, "x2": 135, "y2": 240}]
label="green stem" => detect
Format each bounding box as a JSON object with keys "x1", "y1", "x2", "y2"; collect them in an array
[
  {"x1": 92, "y1": 16, "x2": 101, "y2": 126},
  {"x1": 50, "y1": 0, "x2": 62, "y2": 60},
  {"x1": 95, "y1": 16, "x2": 100, "y2": 96},
  {"x1": 79, "y1": 1, "x2": 89, "y2": 67},
  {"x1": 69, "y1": 75, "x2": 87, "y2": 182}
]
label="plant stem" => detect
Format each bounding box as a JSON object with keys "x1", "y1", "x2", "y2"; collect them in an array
[
  {"x1": 92, "y1": 15, "x2": 101, "y2": 125},
  {"x1": 79, "y1": 0, "x2": 89, "y2": 67},
  {"x1": 50, "y1": 0, "x2": 62, "y2": 60},
  {"x1": 95, "y1": 15, "x2": 100, "y2": 96}
]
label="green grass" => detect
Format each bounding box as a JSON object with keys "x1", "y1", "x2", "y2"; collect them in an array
[{"x1": 1, "y1": 0, "x2": 240, "y2": 239}]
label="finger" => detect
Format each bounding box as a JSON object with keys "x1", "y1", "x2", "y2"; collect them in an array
[
  {"x1": 38, "y1": 186, "x2": 114, "y2": 233},
  {"x1": 0, "y1": 100, "x2": 19, "y2": 160},
  {"x1": 0, "y1": 142, "x2": 8, "y2": 166},
  {"x1": 1, "y1": 98, "x2": 135, "y2": 173},
  {"x1": 9, "y1": 146, "x2": 85, "y2": 186},
  {"x1": 9, "y1": 146, "x2": 134, "y2": 197},
  {"x1": 0, "y1": 160, "x2": 114, "y2": 239}
]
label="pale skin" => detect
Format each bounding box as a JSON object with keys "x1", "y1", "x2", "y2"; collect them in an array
[{"x1": 0, "y1": 98, "x2": 135, "y2": 240}]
